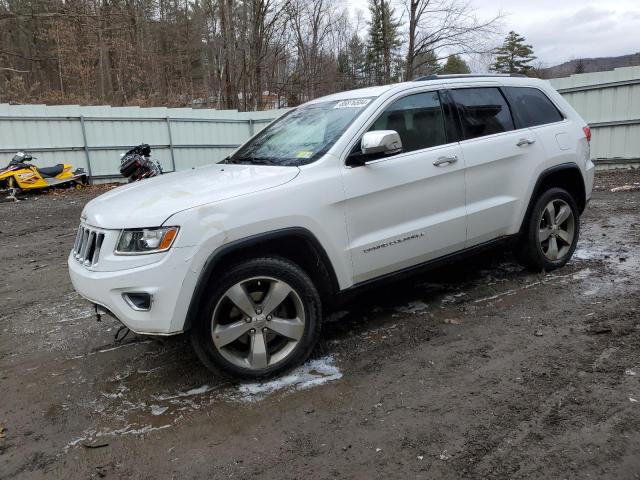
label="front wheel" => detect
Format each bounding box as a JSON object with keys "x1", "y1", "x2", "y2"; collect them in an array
[
  {"x1": 6, "y1": 176, "x2": 21, "y2": 201},
  {"x1": 515, "y1": 187, "x2": 580, "y2": 271},
  {"x1": 190, "y1": 256, "x2": 322, "y2": 380}
]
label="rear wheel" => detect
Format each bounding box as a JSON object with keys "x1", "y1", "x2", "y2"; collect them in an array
[
  {"x1": 190, "y1": 256, "x2": 322, "y2": 380},
  {"x1": 515, "y1": 187, "x2": 580, "y2": 271}
]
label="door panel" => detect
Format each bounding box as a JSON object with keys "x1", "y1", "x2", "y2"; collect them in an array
[
  {"x1": 342, "y1": 143, "x2": 466, "y2": 284},
  {"x1": 461, "y1": 130, "x2": 545, "y2": 246},
  {"x1": 447, "y1": 86, "x2": 547, "y2": 247}
]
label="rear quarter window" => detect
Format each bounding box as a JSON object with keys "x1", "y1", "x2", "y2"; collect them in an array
[{"x1": 505, "y1": 87, "x2": 564, "y2": 128}]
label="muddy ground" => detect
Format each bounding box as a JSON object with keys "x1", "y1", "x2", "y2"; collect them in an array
[{"x1": 1, "y1": 170, "x2": 640, "y2": 480}]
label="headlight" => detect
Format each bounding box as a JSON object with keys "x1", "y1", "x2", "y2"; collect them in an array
[{"x1": 115, "y1": 227, "x2": 179, "y2": 255}]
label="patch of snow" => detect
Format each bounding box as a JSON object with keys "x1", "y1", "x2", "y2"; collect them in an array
[
  {"x1": 573, "y1": 247, "x2": 605, "y2": 261},
  {"x1": 441, "y1": 292, "x2": 466, "y2": 305},
  {"x1": 56, "y1": 311, "x2": 95, "y2": 323},
  {"x1": 473, "y1": 289, "x2": 516, "y2": 303},
  {"x1": 64, "y1": 424, "x2": 171, "y2": 451},
  {"x1": 96, "y1": 341, "x2": 152, "y2": 355},
  {"x1": 98, "y1": 424, "x2": 171, "y2": 437},
  {"x1": 234, "y1": 356, "x2": 342, "y2": 402},
  {"x1": 185, "y1": 385, "x2": 212, "y2": 395},
  {"x1": 151, "y1": 405, "x2": 169, "y2": 416},
  {"x1": 610, "y1": 184, "x2": 640, "y2": 192},
  {"x1": 395, "y1": 301, "x2": 429, "y2": 314},
  {"x1": 153, "y1": 384, "x2": 216, "y2": 401},
  {"x1": 583, "y1": 287, "x2": 600, "y2": 296}
]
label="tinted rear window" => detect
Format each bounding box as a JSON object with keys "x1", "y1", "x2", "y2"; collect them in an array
[
  {"x1": 449, "y1": 87, "x2": 514, "y2": 140},
  {"x1": 505, "y1": 87, "x2": 564, "y2": 128}
]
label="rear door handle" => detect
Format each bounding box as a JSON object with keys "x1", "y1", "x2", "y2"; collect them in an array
[
  {"x1": 433, "y1": 155, "x2": 458, "y2": 167},
  {"x1": 516, "y1": 138, "x2": 536, "y2": 147}
]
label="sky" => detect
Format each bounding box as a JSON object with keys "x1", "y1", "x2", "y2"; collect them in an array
[{"x1": 347, "y1": 0, "x2": 640, "y2": 67}]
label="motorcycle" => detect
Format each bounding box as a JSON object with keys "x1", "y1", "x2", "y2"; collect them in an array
[
  {"x1": 0, "y1": 151, "x2": 88, "y2": 201},
  {"x1": 119, "y1": 144, "x2": 163, "y2": 182}
]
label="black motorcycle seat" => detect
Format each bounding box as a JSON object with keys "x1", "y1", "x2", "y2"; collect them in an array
[{"x1": 37, "y1": 164, "x2": 65, "y2": 178}]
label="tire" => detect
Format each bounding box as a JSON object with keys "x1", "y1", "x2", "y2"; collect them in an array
[
  {"x1": 190, "y1": 256, "x2": 322, "y2": 380},
  {"x1": 515, "y1": 187, "x2": 580, "y2": 271}
]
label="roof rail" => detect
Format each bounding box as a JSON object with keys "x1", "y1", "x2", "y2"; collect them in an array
[{"x1": 413, "y1": 73, "x2": 528, "y2": 82}]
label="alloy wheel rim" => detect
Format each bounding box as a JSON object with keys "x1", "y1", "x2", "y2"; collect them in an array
[
  {"x1": 211, "y1": 277, "x2": 305, "y2": 370},
  {"x1": 538, "y1": 199, "x2": 575, "y2": 261}
]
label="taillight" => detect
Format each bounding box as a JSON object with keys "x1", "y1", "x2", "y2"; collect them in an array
[{"x1": 583, "y1": 126, "x2": 591, "y2": 142}]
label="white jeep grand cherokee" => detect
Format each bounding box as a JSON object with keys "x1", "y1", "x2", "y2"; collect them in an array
[{"x1": 69, "y1": 74, "x2": 594, "y2": 379}]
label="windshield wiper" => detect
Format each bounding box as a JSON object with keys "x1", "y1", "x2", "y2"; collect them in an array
[{"x1": 227, "y1": 156, "x2": 279, "y2": 166}]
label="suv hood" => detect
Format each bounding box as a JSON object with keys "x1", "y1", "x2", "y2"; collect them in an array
[{"x1": 83, "y1": 164, "x2": 300, "y2": 229}]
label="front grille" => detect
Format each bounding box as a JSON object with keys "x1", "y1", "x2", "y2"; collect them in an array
[{"x1": 72, "y1": 225, "x2": 105, "y2": 267}]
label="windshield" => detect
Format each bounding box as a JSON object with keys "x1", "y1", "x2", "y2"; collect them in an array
[{"x1": 226, "y1": 98, "x2": 373, "y2": 166}]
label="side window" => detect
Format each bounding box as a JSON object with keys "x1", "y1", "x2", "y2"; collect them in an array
[
  {"x1": 505, "y1": 87, "x2": 564, "y2": 128},
  {"x1": 449, "y1": 87, "x2": 515, "y2": 140},
  {"x1": 369, "y1": 91, "x2": 448, "y2": 153}
]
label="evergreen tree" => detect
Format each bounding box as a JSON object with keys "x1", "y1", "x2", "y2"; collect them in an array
[
  {"x1": 367, "y1": 0, "x2": 401, "y2": 84},
  {"x1": 349, "y1": 33, "x2": 368, "y2": 87},
  {"x1": 440, "y1": 55, "x2": 471, "y2": 74},
  {"x1": 412, "y1": 50, "x2": 441, "y2": 77},
  {"x1": 491, "y1": 31, "x2": 536, "y2": 74},
  {"x1": 574, "y1": 59, "x2": 586, "y2": 74}
]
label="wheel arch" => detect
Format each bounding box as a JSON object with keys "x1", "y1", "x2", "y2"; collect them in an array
[
  {"x1": 183, "y1": 227, "x2": 340, "y2": 331},
  {"x1": 519, "y1": 162, "x2": 586, "y2": 233}
]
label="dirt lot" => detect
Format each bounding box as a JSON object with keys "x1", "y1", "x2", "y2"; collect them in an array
[{"x1": 1, "y1": 170, "x2": 640, "y2": 480}]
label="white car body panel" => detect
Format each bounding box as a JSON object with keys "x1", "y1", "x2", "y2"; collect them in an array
[
  {"x1": 341, "y1": 142, "x2": 466, "y2": 283},
  {"x1": 82, "y1": 164, "x2": 300, "y2": 229},
  {"x1": 69, "y1": 76, "x2": 594, "y2": 335},
  {"x1": 461, "y1": 128, "x2": 547, "y2": 246}
]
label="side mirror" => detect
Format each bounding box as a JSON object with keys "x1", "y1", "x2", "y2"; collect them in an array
[
  {"x1": 345, "y1": 130, "x2": 403, "y2": 167},
  {"x1": 361, "y1": 130, "x2": 402, "y2": 156}
]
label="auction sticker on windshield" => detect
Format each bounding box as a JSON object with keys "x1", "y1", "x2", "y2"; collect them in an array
[{"x1": 334, "y1": 99, "x2": 371, "y2": 109}]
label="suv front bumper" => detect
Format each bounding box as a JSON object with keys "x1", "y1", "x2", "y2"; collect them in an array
[{"x1": 68, "y1": 248, "x2": 197, "y2": 335}]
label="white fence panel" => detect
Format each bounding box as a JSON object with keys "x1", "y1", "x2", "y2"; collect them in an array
[
  {"x1": 550, "y1": 66, "x2": 640, "y2": 168},
  {"x1": 0, "y1": 104, "x2": 288, "y2": 180}
]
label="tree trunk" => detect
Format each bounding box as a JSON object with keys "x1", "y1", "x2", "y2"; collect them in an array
[{"x1": 405, "y1": 0, "x2": 417, "y2": 81}]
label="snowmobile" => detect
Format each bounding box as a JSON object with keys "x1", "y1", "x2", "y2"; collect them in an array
[{"x1": 0, "y1": 151, "x2": 88, "y2": 201}]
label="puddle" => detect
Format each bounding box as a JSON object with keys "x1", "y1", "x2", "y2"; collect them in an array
[{"x1": 573, "y1": 242, "x2": 639, "y2": 277}]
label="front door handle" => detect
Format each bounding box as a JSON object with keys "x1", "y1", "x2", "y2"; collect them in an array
[
  {"x1": 433, "y1": 155, "x2": 458, "y2": 167},
  {"x1": 517, "y1": 138, "x2": 536, "y2": 147}
]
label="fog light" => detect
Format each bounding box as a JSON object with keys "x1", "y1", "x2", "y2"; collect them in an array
[{"x1": 123, "y1": 292, "x2": 152, "y2": 311}]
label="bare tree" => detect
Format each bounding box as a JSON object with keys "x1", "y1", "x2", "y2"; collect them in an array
[
  {"x1": 402, "y1": 0, "x2": 502, "y2": 80},
  {"x1": 0, "y1": 0, "x2": 503, "y2": 109},
  {"x1": 246, "y1": 0, "x2": 289, "y2": 110},
  {"x1": 286, "y1": 0, "x2": 345, "y2": 102}
]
